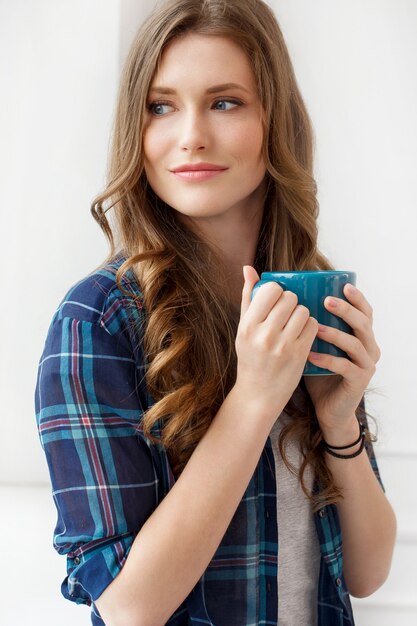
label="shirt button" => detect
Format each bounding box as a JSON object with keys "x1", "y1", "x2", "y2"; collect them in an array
[
  {"x1": 74, "y1": 556, "x2": 81, "y2": 565},
  {"x1": 266, "y1": 510, "x2": 270, "y2": 518},
  {"x1": 335, "y1": 577, "x2": 342, "y2": 587},
  {"x1": 267, "y1": 582, "x2": 271, "y2": 592},
  {"x1": 319, "y1": 508, "x2": 327, "y2": 518}
]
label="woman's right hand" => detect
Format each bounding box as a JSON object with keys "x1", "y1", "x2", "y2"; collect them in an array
[{"x1": 234, "y1": 265, "x2": 319, "y2": 418}]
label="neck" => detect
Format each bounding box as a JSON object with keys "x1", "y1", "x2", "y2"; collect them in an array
[
  {"x1": 225, "y1": 209, "x2": 265, "y2": 310},
  {"x1": 179, "y1": 179, "x2": 267, "y2": 310},
  {"x1": 183, "y1": 178, "x2": 266, "y2": 262}
]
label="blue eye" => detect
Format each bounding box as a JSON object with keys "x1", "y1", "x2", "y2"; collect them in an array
[
  {"x1": 148, "y1": 101, "x2": 174, "y2": 116},
  {"x1": 213, "y1": 99, "x2": 242, "y2": 110}
]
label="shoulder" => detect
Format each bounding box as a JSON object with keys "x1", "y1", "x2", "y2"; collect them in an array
[{"x1": 51, "y1": 252, "x2": 145, "y2": 337}]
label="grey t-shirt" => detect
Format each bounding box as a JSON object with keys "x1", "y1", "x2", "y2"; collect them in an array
[{"x1": 269, "y1": 408, "x2": 321, "y2": 625}]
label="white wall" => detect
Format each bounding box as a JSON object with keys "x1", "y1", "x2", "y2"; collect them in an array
[
  {"x1": 1, "y1": 1, "x2": 415, "y2": 624},
  {"x1": 0, "y1": 0, "x2": 119, "y2": 484}
]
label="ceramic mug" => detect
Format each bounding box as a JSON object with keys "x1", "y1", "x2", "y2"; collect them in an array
[{"x1": 250, "y1": 270, "x2": 357, "y2": 375}]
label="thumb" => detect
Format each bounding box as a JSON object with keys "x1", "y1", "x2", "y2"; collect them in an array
[{"x1": 240, "y1": 265, "x2": 261, "y2": 319}]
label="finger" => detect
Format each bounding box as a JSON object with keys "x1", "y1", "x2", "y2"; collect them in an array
[
  {"x1": 244, "y1": 280, "x2": 284, "y2": 325},
  {"x1": 266, "y1": 289, "x2": 298, "y2": 323},
  {"x1": 240, "y1": 265, "x2": 261, "y2": 319},
  {"x1": 342, "y1": 283, "x2": 374, "y2": 321},
  {"x1": 275, "y1": 300, "x2": 312, "y2": 340},
  {"x1": 323, "y1": 295, "x2": 375, "y2": 349},
  {"x1": 316, "y1": 325, "x2": 371, "y2": 370},
  {"x1": 324, "y1": 284, "x2": 373, "y2": 326},
  {"x1": 340, "y1": 285, "x2": 381, "y2": 362},
  {"x1": 307, "y1": 351, "x2": 358, "y2": 380}
]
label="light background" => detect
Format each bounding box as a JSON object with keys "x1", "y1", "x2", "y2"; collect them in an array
[{"x1": 0, "y1": 0, "x2": 416, "y2": 624}]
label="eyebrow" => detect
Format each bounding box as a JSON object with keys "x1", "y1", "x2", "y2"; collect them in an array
[{"x1": 148, "y1": 82, "x2": 250, "y2": 95}]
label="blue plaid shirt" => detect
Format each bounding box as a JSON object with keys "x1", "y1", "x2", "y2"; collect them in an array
[{"x1": 35, "y1": 253, "x2": 385, "y2": 626}]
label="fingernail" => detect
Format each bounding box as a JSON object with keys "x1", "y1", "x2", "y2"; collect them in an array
[
  {"x1": 346, "y1": 283, "x2": 357, "y2": 294},
  {"x1": 326, "y1": 297, "x2": 337, "y2": 308},
  {"x1": 318, "y1": 323, "x2": 327, "y2": 332}
]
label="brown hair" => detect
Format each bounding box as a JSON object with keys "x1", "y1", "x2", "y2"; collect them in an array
[{"x1": 90, "y1": 0, "x2": 377, "y2": 511}]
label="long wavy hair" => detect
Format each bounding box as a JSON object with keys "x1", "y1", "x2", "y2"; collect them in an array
[{"x1": 90, "y1": 0, "x2": 377, "y2": 511}]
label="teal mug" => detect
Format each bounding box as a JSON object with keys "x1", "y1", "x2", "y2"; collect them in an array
[{"x1": 250, "y1": 270, "x2": 357, "y2": 375}]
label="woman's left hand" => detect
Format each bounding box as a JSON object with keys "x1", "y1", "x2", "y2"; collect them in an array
[{"x1": 304, "y1": 283, "x2": 381, "y2": 432}]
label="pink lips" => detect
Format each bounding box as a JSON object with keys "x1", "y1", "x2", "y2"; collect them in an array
[{"x1": 170, "y1": 162, "x2": 228, "y2": 181}]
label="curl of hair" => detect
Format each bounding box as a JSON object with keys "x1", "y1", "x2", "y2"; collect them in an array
[{"x1": 90, "y1": 0, "x2": 378, "y2": 512}]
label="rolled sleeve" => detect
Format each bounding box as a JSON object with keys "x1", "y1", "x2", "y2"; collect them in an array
[{"x1": 35, "y1": 315, "x2": 159, "y2": 607}]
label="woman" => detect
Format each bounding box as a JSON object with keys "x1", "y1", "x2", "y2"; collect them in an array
[{"x1": 34, "y1": 1, "x2": 397, "y2": 624}]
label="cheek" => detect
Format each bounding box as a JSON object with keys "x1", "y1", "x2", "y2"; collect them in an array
[
  {"x1": 143, "y1": 126, "x2": 164, "y2": 171},
  {"x1": 248, "y1": 121, "x2": 264, "y2": 155},
  {"x1": 229, "y1": 120, "x2": 264, "y2": 164}
]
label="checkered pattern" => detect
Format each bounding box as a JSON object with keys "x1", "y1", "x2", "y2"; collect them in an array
[{"x1": 35, "y1": 253, "x2": 385, "y2": 626}]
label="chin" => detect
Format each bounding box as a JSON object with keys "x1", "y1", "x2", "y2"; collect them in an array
[{"x1": 170, "y1": 200, "x2": 232, "y2": 219}]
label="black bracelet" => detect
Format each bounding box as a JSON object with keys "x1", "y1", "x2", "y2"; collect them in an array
[
  {"x1": 322, "y1": 418, "x2": 365, "y2": 450},
  {"x1": 324, "y1": 433, "x2": 366, "y2": 459},
  {"x1": 322, "y1": 417, "x2": 367, "y2": 459}
]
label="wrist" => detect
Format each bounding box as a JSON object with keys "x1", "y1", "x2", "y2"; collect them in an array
[
  {"x1": 230, "y1": 383, "x2": 283, "y2": 427},
  {"x1": 320, "y1": 415, "x2": 366, "y2": 460},
  {"x1": 318, "y1": 414, "x2": 361, "y2": 449}
]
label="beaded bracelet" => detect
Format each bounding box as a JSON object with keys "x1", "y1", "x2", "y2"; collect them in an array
[{"x1": 322, "y1": 419, "x2": 366, "y2": 459}]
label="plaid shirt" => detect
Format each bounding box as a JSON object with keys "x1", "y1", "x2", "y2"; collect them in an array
[{"x1": 35, "y1": 253, "x2": 385, "y2": 626}]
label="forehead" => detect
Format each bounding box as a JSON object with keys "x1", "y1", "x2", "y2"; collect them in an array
[{"x1": 150, "y1": 33, "x2": 256, "y2": 89}]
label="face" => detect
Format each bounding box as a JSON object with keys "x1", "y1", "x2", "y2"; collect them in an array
[{"x1": 143, "y1": 33, "x2": 266, "y2": 233}]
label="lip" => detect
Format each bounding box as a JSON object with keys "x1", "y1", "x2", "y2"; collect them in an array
[
  {"x1": 170, "y1": 162, "x2": 228, "y2": 182},
  {"x1": 171, "y1": 162, "x2": 228, "y2": 172}
]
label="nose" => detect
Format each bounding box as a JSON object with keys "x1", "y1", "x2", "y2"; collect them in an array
[{"x1": 178, "y1": 109, "x2": 209, "y2": 152}]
